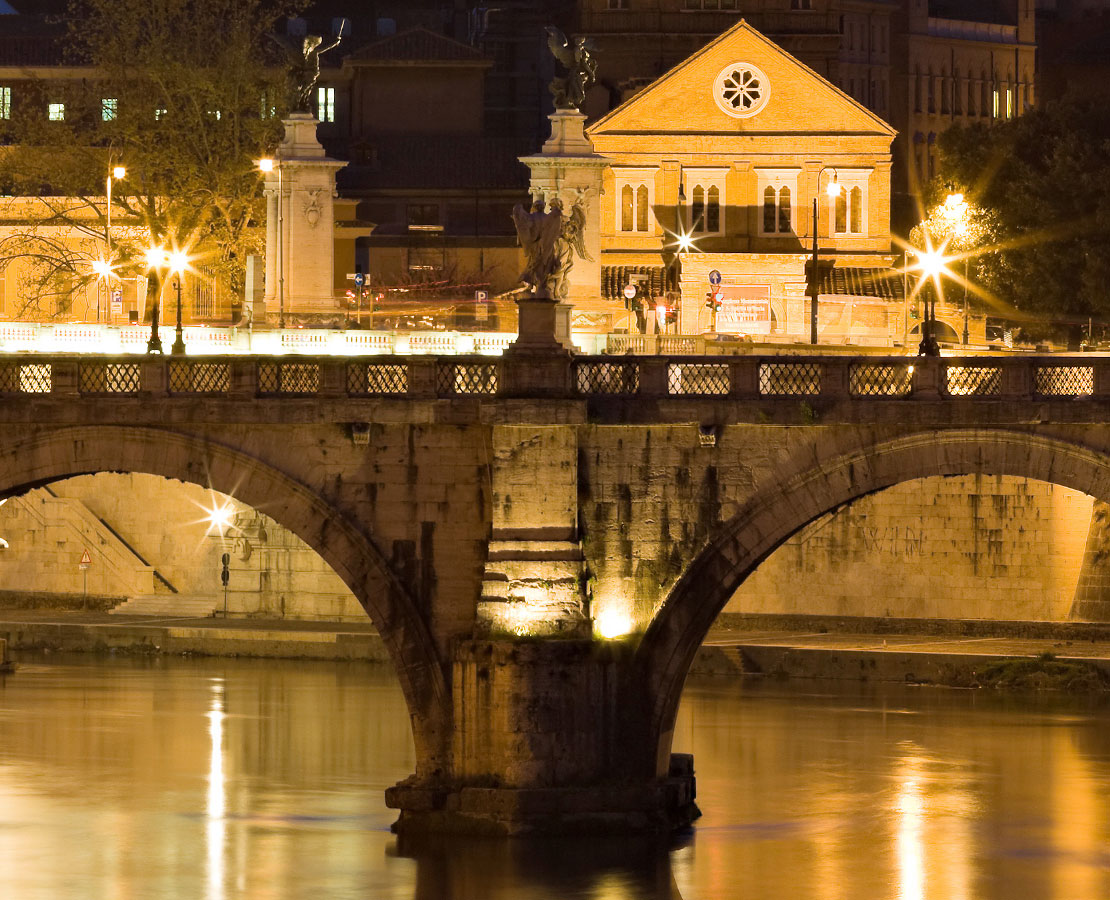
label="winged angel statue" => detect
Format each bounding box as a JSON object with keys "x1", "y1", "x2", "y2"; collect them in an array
[
  {"x1": 512, "y1": 190, "x2": 592, "y2": 301},
  {"x1": 545, "y1": 27, "x2": 597, "y2": 110}
]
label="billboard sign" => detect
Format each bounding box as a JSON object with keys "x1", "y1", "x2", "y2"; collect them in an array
[{"x1": 716, "y1": 285, "x2": 771, "y2": 335}]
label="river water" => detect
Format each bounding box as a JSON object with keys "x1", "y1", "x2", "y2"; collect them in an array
[{"x1": 0, "y1": 654, "x2": 1107, "y2": 900}]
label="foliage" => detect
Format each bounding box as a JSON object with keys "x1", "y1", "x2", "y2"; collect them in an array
[
  {"x1": 0, "y1": 0, "x2": 300, "y2": 319},
  {"x1": 931, "y1": 96, "x2": 1110, "y2": 321}
]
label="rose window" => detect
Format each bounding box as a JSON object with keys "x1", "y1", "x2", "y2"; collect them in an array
[{"x1": 713, "y1": 62, "x2": 770, "y2": 119}]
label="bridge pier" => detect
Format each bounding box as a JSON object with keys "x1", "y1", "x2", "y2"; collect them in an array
[{"x1": 386, "y1": 639, "x2": 698, "y2": 836}]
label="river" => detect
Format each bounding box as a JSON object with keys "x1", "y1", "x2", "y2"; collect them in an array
[{"x1": 0, "y1": 654, "x2": 1107, "y2": 899}]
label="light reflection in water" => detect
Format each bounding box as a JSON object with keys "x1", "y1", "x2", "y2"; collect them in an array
[
  {"x1": 894, "y1": 754, "x2": 926, "y2": 900},
  {"x1": 206, "y1": 678, "x2": 225, "y2": 900}
]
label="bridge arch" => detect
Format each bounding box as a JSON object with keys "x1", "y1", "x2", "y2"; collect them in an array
[
  {"x1": 635, "y1": 428, "x2": 1110, "y2": 777},
  {"x1": 0, "y1": 424, "x2": 450, "y2": 775}
]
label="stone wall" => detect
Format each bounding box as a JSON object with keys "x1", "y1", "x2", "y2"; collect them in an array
[
  {"x1": 0, "y1": 473, "x2": 365, "y2": 620},
  {"x1": 729, "y1": 475, "x2": 1094, "y2": 621}
]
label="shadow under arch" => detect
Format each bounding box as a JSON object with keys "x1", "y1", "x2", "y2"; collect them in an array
[
  {"x1": 0, "y1": 424, "x2": 450, "y2": 775},
  {"x1": 633, "y1": 427, "x2": 1110, "y2": 776}
]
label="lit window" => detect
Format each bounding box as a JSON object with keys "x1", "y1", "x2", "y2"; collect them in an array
[
  {"x1": 1006, "y1": 88, "x2": 1013, "y2": 118},
  {"x1": 101, "y1": 98, "x2": 117, "y2": 121},
  {"x1": 155, "y1": 107, "x2": 167, "y2": 120},
  {"x1": 992, "y1": 88, "x2": 999, "y2": 118},
  {"x1": 606, "y1": 0, "x2": 629, "y2": 7},
  {"x1": 684, "y1": 168, "x2": 727, "y2": 234},
  {"x1": 685, "y1": 0, "x2": 738, "y2": 8},
  {"x1": 48, "y1": 102, "x2": 65, "y2": 121},
  {"x1": 756, "y1": 169, "x2": 798, "y2": 236},
  {"x1": 831, "y1": 172, "x2": 869, "y2": 235},
  {"x1": 316, "y1": 86, "x2": 335, "y2": 123},
  {"x1": 614, "y1": 168, "x2": 657, "y2": 234},
  {"x1": 0, "y1": 86, "x2": 10, "y2": 120}
]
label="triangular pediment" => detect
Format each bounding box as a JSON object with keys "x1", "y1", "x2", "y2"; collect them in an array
[{"x1": 588, "y1": 20, "x2": 895, "y2": 139}]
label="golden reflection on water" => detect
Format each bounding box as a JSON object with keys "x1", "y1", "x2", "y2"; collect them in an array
[
  {"x1": 206, "y1": 678, "x2": 225, "y2": 900},
  {"x1": 1, "y1": 658, "x2": 1110, "y2": 899}
]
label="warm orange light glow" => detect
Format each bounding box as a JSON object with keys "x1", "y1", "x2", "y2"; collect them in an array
[
  {"x1": 826, "y1": 177, "x2": 841, "y2": 198},
  {"x1": 145, "y1": 246, "x2": 165, "y2": 269},
  {"x1": 111, "y1": 165, "x2": 126, "y2": 180},
  {"x1": 167, "y1": 250, "x2": 189, "y2": 274},
  {"x1": 90, "y1": 259, "x2": 113, "y2": 279},
  {"x1": 257, "y1": 158, "x2": 275, "y2": 173}
]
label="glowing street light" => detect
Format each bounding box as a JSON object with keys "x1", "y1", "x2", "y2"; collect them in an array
[
  {"x1": 168, "y1": 249, "x2": 190, "y2": 356},
  {"x1": 103, "y1": 163, "x2": 125, "y2": 323},
  {"x1": 144, "y1": 245, "x2": 170, "y2": 354}
]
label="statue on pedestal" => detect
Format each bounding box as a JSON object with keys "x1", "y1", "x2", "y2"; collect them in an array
[
  {"x1": 271, "y1": 22, "x2": 346, "y2": 114},
  {"x1": 512, "y1": 196, "x2": 562, "y2": 297},
  {"x1": 551, "y1": 189, "x2": 592, "y2": 302},
  {"x1": 545, "y1": 27, "x2": 597, "y2": 110}
]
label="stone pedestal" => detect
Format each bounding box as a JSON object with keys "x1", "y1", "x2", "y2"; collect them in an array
[
  {"x1": 263, "y1": 113, "x2": 347, "y2": 321},
  {"x1": 386, "y1": 640, "x2": 699, "y2": 836},
  {"x1": 519, "y1": 110, "x2": 606, "y2": 314}
]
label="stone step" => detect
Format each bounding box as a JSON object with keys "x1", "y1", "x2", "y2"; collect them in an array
[{"x1": 109, "y1": 595, "x2": 218, "y2": 618}]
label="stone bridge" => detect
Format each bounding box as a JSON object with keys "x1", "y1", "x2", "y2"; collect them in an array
[{"x1": 2, "y1": 350, "x2": 1110, "y2": 834}]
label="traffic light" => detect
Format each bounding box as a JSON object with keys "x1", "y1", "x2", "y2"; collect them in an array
[{"x1": 220, "y1": 552, "x2": 230, "y2": 587}]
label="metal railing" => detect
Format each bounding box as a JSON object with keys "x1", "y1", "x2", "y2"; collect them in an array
[{"x1": 0, "y1": 354, "x2": 1105, "y2": 402}]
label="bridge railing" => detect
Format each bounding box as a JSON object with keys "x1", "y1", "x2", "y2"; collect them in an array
[{"x1": 0, "y1": 354, "x2": 1106, "y2": 401}]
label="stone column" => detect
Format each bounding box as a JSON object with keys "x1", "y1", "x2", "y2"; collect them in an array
[
  {"x1": 262, "y1": 113, "x2": 348, "y2": 323},
  {"x1": 519, "y1": 110, "x2": 607, "y2": 347}
]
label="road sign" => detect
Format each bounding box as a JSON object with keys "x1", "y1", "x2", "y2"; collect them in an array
[
  {"x1": 79, "y1": 548, "x2": 92, "y2": 570},
  {"x1": 475, "y1": 302, "x2": 488, "y2": 322},
  {"x1": 353, "y1": 272, "x2": 365, "y2": 288},
  {"x1": 111, "y1": 289, "x2": 123, "y2": 315},
  {"x1": 475, "y1": 290, "x2": 488, "y2": 302},
  {"x1": 623, "y1": 284, "x2": 638, "y2": 300},
  {"x1": 708, "y1": 269, "x2": 722, "y2": 285}
]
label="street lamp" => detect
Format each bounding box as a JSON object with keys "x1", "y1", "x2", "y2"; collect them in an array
[
  {"x1": 89, "y1": 258, "x2": 114, "y2": 323},
  {"x1": 168, "y1": 249, "x2": 189, "y2": 356},
  {"x1": 913, "y1": 247, "x2": 948, "y2": 356},
  {"x1": 808, "y1": 172, "x2": 842, "y2": 344},
  {"x1": 258, "y1": 156, "x2": 284, "y2": 329},
  {"x1": 103, "y1": 164, "x2": 125, "y2": 323},
  {"x1": 144, "y1": 245, "x2": 167, "y2": 354}
]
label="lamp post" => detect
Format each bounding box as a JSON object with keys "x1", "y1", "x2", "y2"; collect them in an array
[
  {"x1": 913, "y1": 248, "x2": 945, "y2": 357},
  {"x1": 103, "y1": 164, "x2": 125, "y2": 324},
  {"x1": 168, "y1": 249, "x2": 189, "y2": 356},
  {"x1": 938, "y1": 192, "x2": 971, "y2": 346},
  {"x1": 144, "y1": 245, "x2": 170, "y2": 354},
  {"x1": 258, "y1": 157, "x2": 284, "y2": 329},
  {"x1": 809, "y1": 172, "x2": 841, "y2": 344}
]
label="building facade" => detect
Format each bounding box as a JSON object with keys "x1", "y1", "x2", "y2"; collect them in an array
[{"x1": 581, "y1": 20, "x2": 899, "y2": 342}]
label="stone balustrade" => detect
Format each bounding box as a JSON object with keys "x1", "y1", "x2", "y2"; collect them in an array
[{"x1": 0, "y1": 353, "x2": 1106, "y2": 403}]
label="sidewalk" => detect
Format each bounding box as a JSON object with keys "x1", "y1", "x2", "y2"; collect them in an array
[
  {"x1": 0, "y1": 608, "x2": 389, "y2": 662},
  {"x1": 4, "y1": 608, "x2": 1110, "y2": 682}
]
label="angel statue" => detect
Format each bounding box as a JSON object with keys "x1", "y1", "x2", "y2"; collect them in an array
[
  {"x1": 551, "y1": 190, "x2": 592, "y2": 302},
  {"x1": 512, "y1": 195, "x2": 563, "y2": 297},
  {"x1": 271, "y1": 22, "x2": 346, "y2": 113},
  {"x1": 545, "y1": 26, "x2": 598, "y2": 110}
]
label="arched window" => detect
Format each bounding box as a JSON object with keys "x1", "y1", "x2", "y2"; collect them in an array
[
  {"x1": 707, "y1": 185, "x2": 720, "y2": 232},
  {"x1": 940, "y1": 68, "x2": 949, "y2": 113},
  {"x1": 763, "y1": 185, "x2": 776, "y2": 232},
  {"x1": 834, "y1": 191, "x2": 847, "y2": 234},
  {"x1": 927, "y1": 67, "x2": 935, "y2": 113},
  {"x1": 953, "y1": 69, "x2": 962, "y2": 114},
  {"x1": 849, "y1": 187, "x2": 862, "y2": 234},
  {"x1": 914, "y1": 66, "x2": 922, "y2": 112},
  {"x1": 691, "y1": 185, "x2": 705, "y2": 231},
  {"x1": 777, "y1": 186, "x2": 790, "y2": 233},
  {"x1": 635, "y1": 185, "x2": 648, "y2": 232},
  {"x1": 981, "y1": 72, "x2": 990, "y2": 117},
  {"x1": 621, "y1": 185, "x2": 633, "y2": 233},
  {"x1": 967, "y1": 77, "x2": 975, "y2": 116}
]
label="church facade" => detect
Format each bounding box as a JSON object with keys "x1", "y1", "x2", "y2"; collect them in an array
[{"x1": 533, "y1": 20, "x2": 904, "y2": 345}]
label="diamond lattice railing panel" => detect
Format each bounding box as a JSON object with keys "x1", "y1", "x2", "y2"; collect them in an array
[
  {"x1": 668, "y1": 363, "x2": 730, "y2": 396},
  {"x1": 347, "y1": 363, "x2": 408, "y2": 395},
  {"x1": 849, "y1": 363, "x2": 913, "y2": 397},
  {"x1": 574, "y1": 362, "x2": 640, "y2": 395},
  {"x1": 79, "y1": 362, "x2": 141, "y2": 394},
  {"x1": 169, "y1": 362, "x2": 231, "y2": 394},
  {"x1": 0, "y1": 362, "x2": 52, "y2": 393},
  {"x1": 944, "y1": 365, "x2": 1001, "y2": 396},
  {"x1": 1034, "y1": 366, "x2": 1094, "y2": 397},
  {"x1": 259, "y1": 362, "x2": 320, "y2": 395},
  {"x1": 436, "y1": 362, "x2": 499, "y2": 395},
  {"x1": 758, "y1": 362, "x2": 821, "y2": 396}
]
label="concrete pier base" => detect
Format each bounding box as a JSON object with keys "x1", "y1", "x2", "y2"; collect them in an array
[{"x1": 385, "y1": 639, "x2": 698, "y2": 836}]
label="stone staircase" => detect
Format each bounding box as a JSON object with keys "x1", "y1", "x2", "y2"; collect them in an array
[{"x1": 109, "y1": 595, "x2": 217, "y2": 617}]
